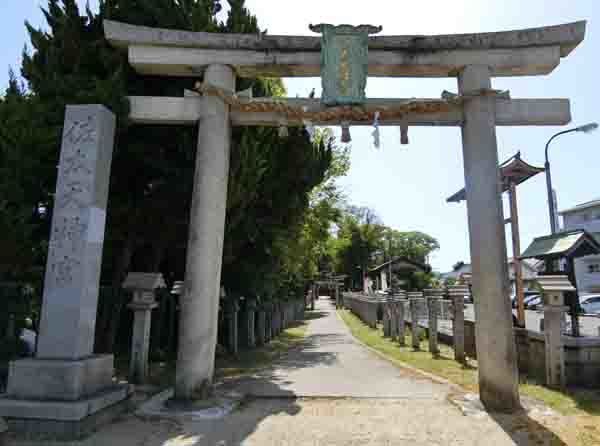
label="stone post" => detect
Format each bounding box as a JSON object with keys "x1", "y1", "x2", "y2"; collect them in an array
[
  {"x1": 538, "y1": 276, "x2": 573, "y2": 389},
  {"x1": 310, "y1": 284, "x2": 316, "y2": 311},
  {"x1": 175, "y1": 64, "x2": 235, "y2": 401},
  {"x1": 389, "y1": 297, "x2": 399, "y2": 341},
  {"x1": 0, "y1": 105, "x2": 130, "y2": 436},
  {"x1": 264, "y1": 302, "x2": 273, "y2": 343},
  {"x1": 225, "y1": 298, "x2": 240, "y2": 356},
  {"x1": 123, "y1": 273, "x2": 165, "y2": 384},
  {"x1": 408, "y1": 292, "x2": 424, "y2": 350},
  {"x1": 458, "y1": 65, "x2": 520, "y2": 412},
  {"x1": 270, "y1": 303, "x2": 277, "y2": 336},
  {"x1": 382, "y1": 298, "x2": 392, "y2": 337},
  {"x1": 448, "y1": 285, "x2": 468, "y2": 363},
  {"x1": 396, "y1": 295, "x2": 407, "y2": 346},
  {"x1": 5, "y1": 315, "x2": 15, "y2": 340},
  {"x1": 243, "y1": 298, "x2": 257, "y2": 349},
  {"x1": 0, "y1": 417, "x2": 7, "y2": 446},
  {"x1": 298, "y1": 299, "x2": 305, "y2": 319},
  {"x1": 256, "y1": 305, "x2": 266, "y2": 346},
  {"x1": 275, "y1": 302, "x2": 283, "y2": 334},
  {"x1": 280, "y1": 302, "x2": 287, "y2": 330},
  {"x1": 425, "y1": 289, "x2": 444, "y2": 355}
]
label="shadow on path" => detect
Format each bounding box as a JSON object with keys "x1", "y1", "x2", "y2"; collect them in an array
[
  {"x1": 82, "y1": 379, "x2": 303, "y2": 446},
  {"x1": 490, "y1": 410, "x2": 567, "y2": 446}
]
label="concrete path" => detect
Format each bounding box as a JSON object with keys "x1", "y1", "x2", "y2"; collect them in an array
[
  {"x1": 24, "y1": 299, "x2": 570, "y2": 446},
  {"x1": 220, "y1": 299, "x2": 447, "y2": 399}
]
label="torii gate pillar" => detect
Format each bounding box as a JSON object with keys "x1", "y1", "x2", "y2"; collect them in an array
[
  {"x1": 175, "y1": 64, "x2": 235, "y2": 400},
  {"x1": 459, "y1": 65, "x2": 520, "y2": 412}
]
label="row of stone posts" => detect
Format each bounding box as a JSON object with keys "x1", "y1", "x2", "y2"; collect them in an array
[
  {"x1": 122, "y1": 273, "x2": 306, "y2": 384},
  {"x1": 223, "y1": 296, "x2": 305, "y2": 356},
  {"x1": 343, "y1": 285, "x2": 470, "y2": 364}
]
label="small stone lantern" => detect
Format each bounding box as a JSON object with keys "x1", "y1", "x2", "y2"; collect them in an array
[
  {"x1": 123, "y1": 272, "x2": 166, "y2": 384},
  {"x1": 537, "y1": 275, "x2": 574, "y2": 389}
]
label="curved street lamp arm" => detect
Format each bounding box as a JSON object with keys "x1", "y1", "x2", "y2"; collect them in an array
[{"x1": 545, "y1": 128, "x2": 578, "y2": 164}]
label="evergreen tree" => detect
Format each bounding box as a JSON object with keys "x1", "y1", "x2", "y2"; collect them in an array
[{"x1": 3, "y1": 0, "x2": 337, "y2": 354}]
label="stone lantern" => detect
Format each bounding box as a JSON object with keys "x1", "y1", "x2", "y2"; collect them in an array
[
  {"x1": 537, "y1": 275, "x2": 574, "y2": 389},
  {"x1": 123, "y1": 272, "x2": 166, "y2": 384}
]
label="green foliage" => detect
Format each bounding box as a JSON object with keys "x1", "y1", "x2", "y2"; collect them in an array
[
  {"x1": 410, "y1": 271, "x2": 435, "y2": 291},
  {"x1": 0, "y1": 80, "x2": 54, "y2": 278},
  {"x1": 444, "y1": 277, "x2": 457, "y2": 287},
  {"x1": 330, "y1": 206, "x2": 439, "y2": 290},
  {"x1": 1, "y1": 0, "x2": 342, "y2": 353}
]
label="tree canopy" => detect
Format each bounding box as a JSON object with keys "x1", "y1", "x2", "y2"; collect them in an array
[{"x1": 0, "y1": 0, "x2": 440, "y2": 355}]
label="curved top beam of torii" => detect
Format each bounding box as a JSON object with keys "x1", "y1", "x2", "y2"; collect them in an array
[{"x1": 104, "y1": 20, "x2": 585, "y2": 78}]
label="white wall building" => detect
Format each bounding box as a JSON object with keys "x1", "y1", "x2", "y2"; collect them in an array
[
  {"x1": 442, "y1": 258, "x2": 538, "y2": 295},
  {"x1": 559, "y1": 198, "x2": 600, "y2": 295}
]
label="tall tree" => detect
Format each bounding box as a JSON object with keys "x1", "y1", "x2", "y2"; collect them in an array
[{"x1": 4, "y1": 0, "x2": 335, "y2": 353}]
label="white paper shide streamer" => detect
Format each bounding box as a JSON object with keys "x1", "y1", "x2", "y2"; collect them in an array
[{"x1": 372, "y1": 111, "x2": 381, "y2": 149}]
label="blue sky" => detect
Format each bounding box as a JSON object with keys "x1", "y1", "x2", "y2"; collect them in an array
[{"x1": 2, "y1": 0, "x2": 599, "y2": 272}]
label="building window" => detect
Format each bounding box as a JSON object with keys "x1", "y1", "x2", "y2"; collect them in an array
[{"x1": 588, "y1": 264, "x2": 600, "y2": 274}]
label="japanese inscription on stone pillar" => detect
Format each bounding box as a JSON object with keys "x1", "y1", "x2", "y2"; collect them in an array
[
  {"x1": 309, "y1": 23, "x2": 382, "y2": 106},
  {"x1": 37, "y1": 105, "x2": 116, "y2": 359}
]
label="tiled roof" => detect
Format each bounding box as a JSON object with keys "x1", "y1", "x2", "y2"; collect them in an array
[
  {"x1": 559, "y1": 198, "x2": 600, "y2": 215},
  {"x1": 521, "y1": 230, "x2": 600, "y2": 259}
]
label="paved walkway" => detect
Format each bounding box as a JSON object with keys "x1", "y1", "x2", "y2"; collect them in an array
[
  {"x1": 221, "y1": 299, "x2": 447, "y2": 399},
  {"x1": 36, "y1": 299, "x2": 570, "y2": 446}
]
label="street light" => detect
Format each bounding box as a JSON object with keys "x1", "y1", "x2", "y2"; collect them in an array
[{"x1": 544, "y1": 122, "x2": 598, "y2": 233}]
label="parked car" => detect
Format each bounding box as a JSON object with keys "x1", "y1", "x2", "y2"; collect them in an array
[
  {"x1": 512, "y1": 292, "x2": 541, "y2": 309},
  {"x1": 580, "y1": 295, "x2": 600, "y2": 314},
  {"x1": 524, "y1": 294, "x2": 542, "y2": 310}
]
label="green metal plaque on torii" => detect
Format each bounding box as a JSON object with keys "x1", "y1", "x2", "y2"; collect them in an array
[{"x1": 309, "y1": 24, "x2": 382, "y2": 106}]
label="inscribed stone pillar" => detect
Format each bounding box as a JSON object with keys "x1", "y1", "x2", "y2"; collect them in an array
[
  {"x1": 175, "y1": 64, "x2": 235, "y2": 400},
  {"x1": 458, "y1": 65, "x2": 520, "y2": 412},
  {"x1": 425, "y1": 289, "x2": 443, "y2": 355},
  {"x1": 448, "y1": 285, "x2": 468, "y2": 363},
  {"x1": 123, "y1": 273, "x2": 165, "y2": 384},
  {"x1": 37, "y1": 105, "x2": 115, "y2": 360},
  {"x1": 0, "y1": 105, "x2": 130, "y2": 437}
]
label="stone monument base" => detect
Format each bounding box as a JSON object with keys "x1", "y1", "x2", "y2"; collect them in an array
[
  {"x1": 6, "y1": 355, "x2": 115, "y2": 401},
  {"x1": 0, "y1": 385, "x2": 132, "y2": 440},
  {"x1": 0, "y1": 354, "x2": 132, "y2": 439}
]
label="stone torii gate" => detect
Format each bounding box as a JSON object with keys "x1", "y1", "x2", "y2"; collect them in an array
[
  {"x1": 106, "y1": 20, "x2": 584, "y2": 412},
  {"x1": 0, "y1": 20, "x2": 586, "y2": 433}
]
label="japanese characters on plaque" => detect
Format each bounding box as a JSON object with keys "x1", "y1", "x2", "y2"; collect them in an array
[{"x1": 309, "y1": 24, "x2": 382, "y2": 106}]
